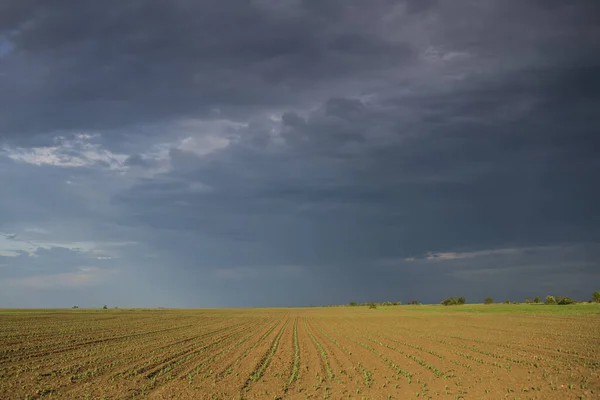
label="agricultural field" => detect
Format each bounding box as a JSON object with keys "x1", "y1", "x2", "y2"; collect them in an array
[{"x1": 1, "y1": 305, "x2": 599, "y2": 399}]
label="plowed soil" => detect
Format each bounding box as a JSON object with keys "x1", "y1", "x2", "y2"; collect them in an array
[{"x1": 1, "y1": 305, "x2": 599, "y2": 399}]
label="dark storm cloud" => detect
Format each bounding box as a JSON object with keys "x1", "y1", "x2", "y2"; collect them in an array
[
  {"x1": 116, "y1": 66, "x2": 600, "y2": 269},
  {"x1": 0, "y1": 0, "x2": 417, "y2": 142},
  {"x1": 1, "y1": 0, "x2": 599, "y2": 306},
  {"x1": 3, "y1": 0, "x2": 594, "y2": 142},
  {"x1": 116, "y1": 69, "x2": 600, "y2": 258}
]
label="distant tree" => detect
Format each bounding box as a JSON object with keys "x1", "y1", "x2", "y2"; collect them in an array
[
  {"x1": 102, "y1": 305, "x2": 108, "y2": 309},
  {"x1": 533, "y1": 296, "x2": 541, "y2": 303},
  {"x1": 545, "y1": 295, "x2": 556, "y2": 304},
  {"x1": 593, "y1": 291, "x2": 600, "y2": 303},
  {"x1": 484, "y1": 297, "x2": 494, "y2": 305},
  {"x1": 441, "y1": 297, "x2": 456, "y2": 306},
  {"x1": 72, "y1": 305, "x2": 79, "y2": 309},
  {"x1": 558, "y1": 297, "x2": 575, "y2": 305},
  {"x1": 410, "y1": 300, "x2": 420, "y2": 305},
  {"x1": 525, "y1": 298, "x2": 532, "y2": 304},
  {"x1": 349, "y1": 302, "x2": 357, "y2": 307},
  {"x1": 393, "y1": 301, "x2": 402, "y2": 306},
  {"x1": 441, "y1": 297, "x2": 466, "y2": 306},
  {"x1": 367, "y1": 302, "x2": 377, "y2": 309},
  {"x1": 504, "y1": 299, "x2": 510, "y2": 304}
]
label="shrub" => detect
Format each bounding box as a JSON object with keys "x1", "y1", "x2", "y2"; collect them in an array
[
  {"x1": 593, "y1": 291, "x2": 600, "y2": 303},
  {"x1": 558, "y1": 297, "x2": 575, "y2": 305},
  {"x1": 525, "y1": 298, "x2": 531, "y2": 304},
  {"x1": 442, "y1": 297, "x2": 457, "y2": 306},
  {"x1": 554, "y1": 296, "x2": 564, "y2": 304},
  {"x1": 484, "y1": 297, "x2": 494, "y2": 304},
  {"x1": 349, "y1": 302, "x2": 357, "y2": 307},
  {"x1": 545, "y1": 295, "x2": 556, "y2": 304},
  {"x1": 409, "y1": 300, "x2": 420, "y2": 305},
  {"x1": 367, "y1": 302, "x2": 377, "y2": 309},
  {"x1": 393, "y1": 301, "x2": 402, "y2": 306},
  {"x1": 533, "y1": 296, "x2": 541, "y2": 303},
  {"x1": 442, "y1": 297, "x2": 465, "y2": 306},
  {"x1": 102, "y1": 305, "x2": 108, "y2": 309},
  {"x1": 441, "y1": 298, "x2": 454, "y2": 306}
]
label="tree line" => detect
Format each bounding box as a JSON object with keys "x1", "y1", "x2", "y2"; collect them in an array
[
  {"x1": 345, "y1": 291, "x2": 600, "y2": 308},
  {"x1": 485, "y1": 292, "x2": 600, "y2": 305}
]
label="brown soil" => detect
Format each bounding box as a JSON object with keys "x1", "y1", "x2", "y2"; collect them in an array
[{"x1": 1, "y1": 307, "x2": 598, "y2": 399}]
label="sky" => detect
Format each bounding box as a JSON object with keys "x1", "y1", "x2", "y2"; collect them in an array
[{"x1": 1, "y1": 1, "x2": 599, "y2": 308}]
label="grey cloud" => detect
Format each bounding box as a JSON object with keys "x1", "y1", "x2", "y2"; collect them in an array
[
  {"x1": 4, "y1": 0, "x2": 594, "y2": 143},
  {"x1": 0, "y1": 0, "x2": 418, "y2": 143},
  {"x1": 123, "y1": 154, "x2": 154, "y2": 168},
  {"x1": 1, "y1": 1, "x2": 599, "y2": 307},
  {"x1": 114, "y1": 66, "x2": 600, "y2": 268}
]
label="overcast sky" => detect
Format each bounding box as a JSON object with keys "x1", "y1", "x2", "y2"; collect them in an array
[{"x1": 1, "y1": 1, "x2": 599, "y2": 308}]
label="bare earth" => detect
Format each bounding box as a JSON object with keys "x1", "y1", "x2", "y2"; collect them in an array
[{"x1": 1, "y1": 305, "x2": 599, "y2": 399}]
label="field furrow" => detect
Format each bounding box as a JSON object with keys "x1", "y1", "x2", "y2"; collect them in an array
[{"x1": 1, "y1": 306, "x2": 598, "y2": 399}]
